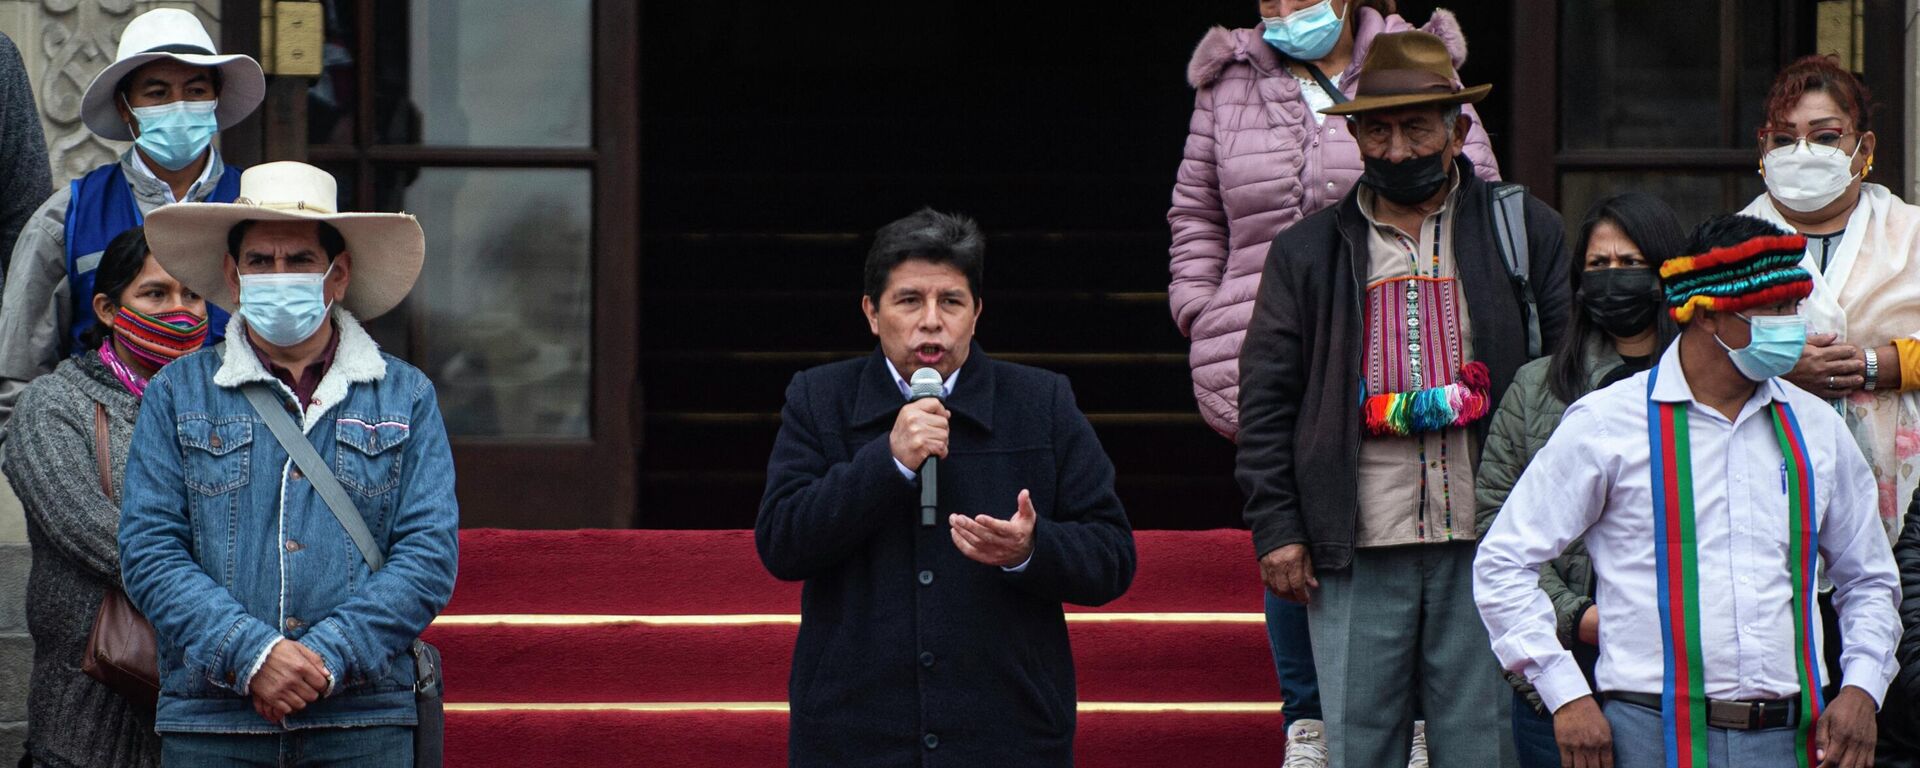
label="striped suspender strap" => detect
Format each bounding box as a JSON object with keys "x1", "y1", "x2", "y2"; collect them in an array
[{"x1": 1645, "y1": 369, "x2": 1820, "y2": 768}]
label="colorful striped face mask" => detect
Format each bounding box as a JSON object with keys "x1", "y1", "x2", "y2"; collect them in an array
[{"x1": 112, "y1": 305, "x2": 208, "y2": 369}]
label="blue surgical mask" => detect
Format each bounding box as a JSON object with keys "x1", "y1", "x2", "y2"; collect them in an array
[
  {"x1": 126, "y1": 97, "x2": 219, "y2": 171},
  {"x1": 239, "y1": 262, "x2": 334, "y2": 347},
  {"x1": 1715, "y1": 312, "x2": 1807, "y2": 382},
  {"x1": 1262, "y1": 0, "x2": 1346, "y2": 62}
]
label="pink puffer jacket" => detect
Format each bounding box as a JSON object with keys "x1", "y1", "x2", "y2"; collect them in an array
[{"x1": 1167, "y1": 7, "x2": 1500, "y2": 441}]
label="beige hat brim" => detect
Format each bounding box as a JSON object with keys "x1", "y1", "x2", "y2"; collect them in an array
[
  {"x1": 144, "y1": 203, "x2": 424, "y2": 320},
  {"x1": 1319, "y1": 83, "x2": 1492, "y2": 116},
  {"x1": 81, "y1": 52, "x2": 266, "y2": 141}
]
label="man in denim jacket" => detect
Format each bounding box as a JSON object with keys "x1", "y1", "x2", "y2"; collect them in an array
[{"x1": 119, "y1": 162, "x2": 455, "y2": 765}]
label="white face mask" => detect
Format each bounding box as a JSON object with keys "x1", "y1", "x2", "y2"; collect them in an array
[{"x1": 1762, "y1": 139, "x2": 1863, "y2": 213}]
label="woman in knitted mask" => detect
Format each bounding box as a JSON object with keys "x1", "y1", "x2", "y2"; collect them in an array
[{"x1": 8, "y1": 225, "x2": 206, "y2": 768}]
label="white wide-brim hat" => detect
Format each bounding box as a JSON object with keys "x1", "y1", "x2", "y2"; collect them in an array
[
  {"x1": 81, "y1": 8, "x2": 266, "y2": 141},
  {"x1": 145, "y1": 162, "x2": 425, "y2": 320}
]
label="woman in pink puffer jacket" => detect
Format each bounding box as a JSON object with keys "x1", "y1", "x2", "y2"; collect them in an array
[{"x1": 1168, "y1": 3, "x2": 1499, "y2": 442}]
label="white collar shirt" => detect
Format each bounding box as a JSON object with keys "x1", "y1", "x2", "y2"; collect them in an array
[
  {"x1": 128, "y1": 147, "x2": 216, "y2": 204},
  {"x1": 1474, "y1": 341, "x2": 1900, "y2": 712}
]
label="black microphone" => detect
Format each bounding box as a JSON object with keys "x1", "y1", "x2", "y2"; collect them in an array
[{"x1": 909, "y1": 367, "x2": 944, "y2": 527}]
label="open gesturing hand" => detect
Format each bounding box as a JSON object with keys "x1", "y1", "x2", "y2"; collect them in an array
[{"x1": 950, "y1": 489, "x2": 1037, "y2": 568}]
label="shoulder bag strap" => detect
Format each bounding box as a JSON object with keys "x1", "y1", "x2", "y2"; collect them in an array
[
  {"x1": 93, "y1": 401, "x2": 113, "y2": 503},
  {"x1": 240, "y1": 383, "x2": 386, "y2": 572}
]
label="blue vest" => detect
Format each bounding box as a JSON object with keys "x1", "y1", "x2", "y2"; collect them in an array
[{"x1": 63, "y1": 162, "x2": 238, "y2": 357}]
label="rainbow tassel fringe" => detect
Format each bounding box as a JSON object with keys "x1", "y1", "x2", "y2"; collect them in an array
[{"x1": 1362, "y1": 361, "x2": 1492, "y2": 437}]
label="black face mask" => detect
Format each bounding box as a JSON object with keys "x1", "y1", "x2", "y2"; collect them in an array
[
  {"x1": 1359, "y1": 151, "x2": 1451, "y2": 205},
  {"x1": 1576, "y1": 267, "x2": 1661, "y2": 339}
]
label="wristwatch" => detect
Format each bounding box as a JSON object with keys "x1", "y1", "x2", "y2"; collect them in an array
[{"x1": 1864, "y1": 348, "x2": 1880, "y2": 391}]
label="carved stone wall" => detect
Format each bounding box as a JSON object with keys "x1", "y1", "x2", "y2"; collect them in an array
[{"x1": 0, "y1": 2, "x2": 222, "y2": 759}]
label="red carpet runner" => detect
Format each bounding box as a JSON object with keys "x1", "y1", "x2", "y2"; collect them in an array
[{"x1": 428, "y1": 529, "x2": 1283, "y2": 766}]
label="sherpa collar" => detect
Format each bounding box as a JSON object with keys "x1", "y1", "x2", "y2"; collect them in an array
[{"x1": 213, "y1": 307, "x2": 387, "y2": 432}]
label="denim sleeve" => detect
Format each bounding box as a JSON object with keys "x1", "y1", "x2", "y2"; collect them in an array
[
  {"x1": 299, "y1": 376, "x2": 459, "y2": 689},
  {"x1": 118, "y1": 372, "x2": 281, "y2": 695}
]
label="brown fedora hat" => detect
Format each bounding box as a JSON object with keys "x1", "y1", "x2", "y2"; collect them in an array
[{"x1": 1321, "y1": 30, "x2": 1491, "y2": 116}]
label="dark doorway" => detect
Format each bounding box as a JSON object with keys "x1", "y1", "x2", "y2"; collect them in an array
[{"x1": 638, "y1": 2, "x2": 1513, "y2": 530}]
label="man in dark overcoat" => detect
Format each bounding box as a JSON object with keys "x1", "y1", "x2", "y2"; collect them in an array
[{"x1": 756, "y1": 207, "x2": 1137, "y2": 767}]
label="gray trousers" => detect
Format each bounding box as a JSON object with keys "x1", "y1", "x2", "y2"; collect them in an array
[
  {"x1": 1308, "y1": 542, "x2": 1509, "y2": 768},
  {"x1": 1603, "y1": 698, "x2": 1800, "y2": 768}
]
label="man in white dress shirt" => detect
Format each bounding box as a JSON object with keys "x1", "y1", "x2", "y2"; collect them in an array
[{"x1": 1475, "y1": 214, "x2": 1899, "y2": 768}]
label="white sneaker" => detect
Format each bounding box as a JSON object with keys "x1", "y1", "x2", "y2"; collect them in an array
[
  {"x1": 1283, "y1": 719, "x2": 1329, "y2": 768},
  {"x1": 1407, "y1": 720, "x2": 1429, "y2": 768}
]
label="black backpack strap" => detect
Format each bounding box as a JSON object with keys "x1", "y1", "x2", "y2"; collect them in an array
[{"x1": 1489, "y1": 183, "x2": 1540, "y2": 359}]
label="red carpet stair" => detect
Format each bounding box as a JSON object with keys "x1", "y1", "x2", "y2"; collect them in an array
[{"x1": 428, "y1": 529, "x2": 1282, "y2": 766}]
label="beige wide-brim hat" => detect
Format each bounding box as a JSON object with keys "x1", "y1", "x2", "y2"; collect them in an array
[
  {"x1": 81, "y1": 8, "x2": 266, "y2": 141},
  {"x1": 145, "y1": 162, "x2": 425, "y2": 320}
]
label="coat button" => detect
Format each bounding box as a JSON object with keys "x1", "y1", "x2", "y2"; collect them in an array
[
  {"x1": 919, "y1": 652, "x2": 936, "y2": 668},
  {"x1": 210, "y1": 435, "x2": 222, "y2": 449},
  {"x1": 285, "y1": 539, "x2": 302, "y2": 552},
  {"x1": 291, "y1": 468, "x2": 305, "y2": 481},
  {"x1": 923, "y1": 733, "x2": 939, "y2": 750},
  {"x1": 285, "y1": 617, "x2": 302, "y2": 630},
  {"x1": 917, "y1": 570, "x2": 934, "y2": 586}
]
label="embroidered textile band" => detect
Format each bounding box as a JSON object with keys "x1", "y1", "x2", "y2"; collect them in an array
[
  {"x1": 1362, "y1": 361, "x2": 1490, "y2": 437},
  {"x1": 1658, "y1": 234, "x2": 1812, "y2": 323},
  {"x1": 1645, "y1": 370, "x2": 1820, "y2": 767}
]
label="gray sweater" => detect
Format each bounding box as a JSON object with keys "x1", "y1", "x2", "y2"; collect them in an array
[{"x1": 7, "y1": 352, "x2": 158, "y2": 768}]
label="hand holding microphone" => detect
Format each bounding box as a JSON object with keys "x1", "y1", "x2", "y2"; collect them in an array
[{"x1": 894, "y1": 368, "x2": 949, "y2": 526}]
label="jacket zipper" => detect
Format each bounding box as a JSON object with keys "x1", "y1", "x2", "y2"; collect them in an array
[{"x1": 1338, "y1": 216, "x2": 1363, "y2": 554}]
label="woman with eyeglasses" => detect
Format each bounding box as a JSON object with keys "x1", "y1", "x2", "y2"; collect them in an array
[
  {"x1": 1737, "y1": 54, "x2": 1920, "y2": 764},
  {"x1": 1739, "y1": 56, "x2": 1920, "y2": 539}
]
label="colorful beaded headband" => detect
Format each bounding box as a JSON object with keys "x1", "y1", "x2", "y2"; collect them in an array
[{"x1": 1657, "y1": 233, "x2": 1811, "y2": 323}]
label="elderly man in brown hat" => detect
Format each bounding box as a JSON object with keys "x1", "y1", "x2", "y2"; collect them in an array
[{"x1": 1234, "y1": 30, "x2": 1571, "y2": 767}]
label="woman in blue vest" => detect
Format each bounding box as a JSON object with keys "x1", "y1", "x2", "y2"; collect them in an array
[{"x1": 0, "y1": 8, "x2": 261, "y2": 428}]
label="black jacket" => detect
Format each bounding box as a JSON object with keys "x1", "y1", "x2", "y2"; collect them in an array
[
  {"x1": 1235, "y1": 158, "x2": 1571, "y2": 568},
  {"x1": 1883, "y1": 488, "x2": 1920, "y2": 764},
  {"x1": 756, "y1": 345, "x2": 1136, "y2": 767}
]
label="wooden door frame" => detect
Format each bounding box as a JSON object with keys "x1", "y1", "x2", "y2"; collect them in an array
[
  {"x1": 1507, "y1": 0, "x2": 1900, "y2": 209},
  {"x1": 222, "y1": 0, "x2": 642, "y2": 528}
]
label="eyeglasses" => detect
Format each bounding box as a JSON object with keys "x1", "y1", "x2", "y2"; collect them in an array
[{"x1": 1757, "y1": 128, "x2": 1862, "y2": 154}]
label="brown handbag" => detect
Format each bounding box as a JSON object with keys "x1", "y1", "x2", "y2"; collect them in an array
[{"x1": 80, "y1": 401, "x2": 159, "y2": 711}]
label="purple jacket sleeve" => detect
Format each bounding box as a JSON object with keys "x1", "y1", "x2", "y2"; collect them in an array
[{"x1": 1167, "y1": 85, "x2": 1228, "y2": 339}]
